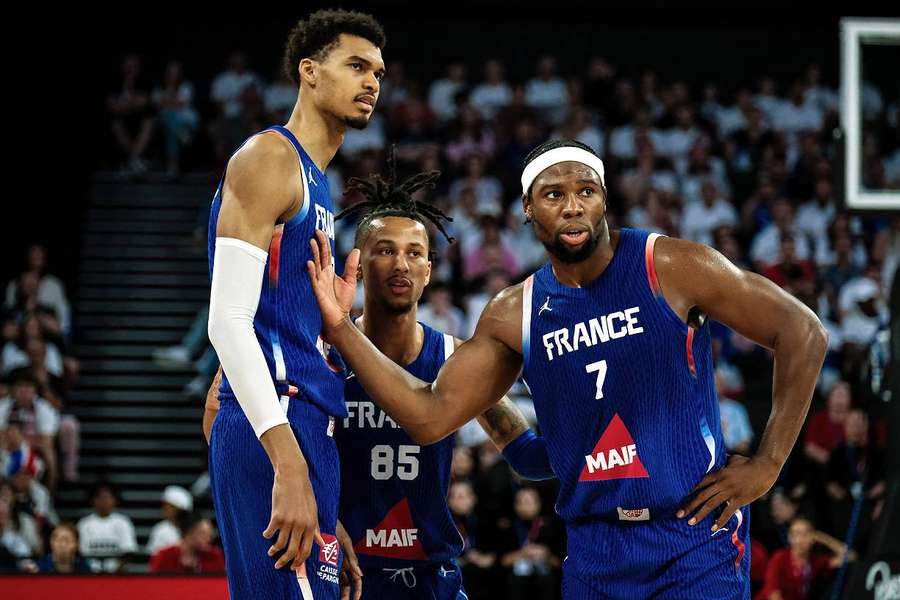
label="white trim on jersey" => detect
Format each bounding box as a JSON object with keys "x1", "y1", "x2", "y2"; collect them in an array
[
  {"x1": 521, "y1": 275, "x2": 535, "y2": 368},
  {"x1": 443, "y1": 333, "x2": 455, "y2": 361},
  {"x1": 295, "y1": 562, "x2": 316, "y2": 599}
]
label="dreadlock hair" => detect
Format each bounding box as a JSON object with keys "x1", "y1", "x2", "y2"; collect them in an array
[{"x1": 337, "y1": 148, "x2": 454, "y2": 252}]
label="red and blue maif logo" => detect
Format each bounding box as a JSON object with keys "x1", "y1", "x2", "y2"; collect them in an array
[
  {"x1": 580, "y1": 413, "x2": 649, "y2": 481},
  {"x1": 319, "y1": 533, "x2": 339, "y2": 566}
]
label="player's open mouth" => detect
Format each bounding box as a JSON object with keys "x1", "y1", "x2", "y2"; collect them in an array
[{"x1": 560, "y1": 230, "x2": 589, "y2": 246}]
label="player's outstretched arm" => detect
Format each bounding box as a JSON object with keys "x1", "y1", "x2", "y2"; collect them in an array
[
  {"x1": 476, "y1": 396, "x2": 555, "y2": 481},
  {"x1": 654, "y1": 238, "x2": 828, "y2": 531},
  {"x1": 307, "y1": 230, "x2": 524, "y2": 444},
  {"x1": 209, "y1": 134, "x2": 324, "y2": 570}
]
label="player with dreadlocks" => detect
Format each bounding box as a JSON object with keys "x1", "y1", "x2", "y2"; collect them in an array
[{"x1": 333, "y1": 154, "x2": 554, "y2": 600}]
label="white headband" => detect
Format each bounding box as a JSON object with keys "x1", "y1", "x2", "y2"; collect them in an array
[{"x1": 520, "y1": 146, "x2": 606, "y2": 196}]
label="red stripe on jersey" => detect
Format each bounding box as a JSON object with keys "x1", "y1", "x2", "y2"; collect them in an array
[
  {"x1": 268, "y1": 224, "x2": 285, "y2": 287},
  {"x1": 644, "y1": 234, "x2": 662, "y2": 297},
  {"x1": 686, "y1": 328, "x2": 697, "y2": 377}
]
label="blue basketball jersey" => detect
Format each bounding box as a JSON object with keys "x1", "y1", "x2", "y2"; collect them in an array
[
  {"x1": 521, "y1": 228, "x2": 725, "y2": 524},
  {"x1": 208, "y1": 125, "x2": 347, "y2": 419},
  {"x1": 335, "y1": 323, "x2": 463, "y2": 568}
]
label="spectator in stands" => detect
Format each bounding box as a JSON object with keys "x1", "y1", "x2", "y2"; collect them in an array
[
  {"x1": 756, "y1": 517, "x2": 850, "y2": 600},
  {"x1": 680, "y1": 178, "x2": 738, "y2": 246},
  {"x1": 525, "y1": 55, "x2": 569, "y2": 126},
  {"x1": 749, "y1": 197, "x2": 812, "y2": 271},
  {"x1": 470, "y1": 59, "x2": 512, "y2": 120},
  {"x1": 498, "y1": 487, "x2": 562, "y2": 600},
  {"x1": 803, "y1": 380, "x2": 851, "y2": 465},
  {"x1": 581, "y1": 56, "x2": 616, "y2": 116},
  {"x1": 146, "y1": 485, "x2": 193, "y2": 555},
  {"x1": 679, "y1": 139, "x2": 732, "y2": 204},
  {"x1": 34, "y1": 523, "x2": 92, "y2": 573},
  {"x1": 762, "y1": 234, "x2": 816, "y2": 296},
  {"x1": 428, "y1": 61, "x2": 467, "y2": 123},
  {"x1": 821, "y1": 232, "x2": 860, "y2": 320},
  {"x1": 263, "y1": 68, "x2": 297, "y2": 123},
  {"x1": 449, "y1": 480, "x2": 496, "y2": 600},
  {"x1": 717, "y1": 369, "x2": 754, "y2": 454},
  {"x1": 463, "y1": 215, "x2": 520, "y2": 282},
  {"x1": 465, "y1": 271, "x2": 510, "y2": 338},
  {"x1": 152, "y1": 60, "x2": 199, "y2": 177},
  {"x1": 77, "y1": 483, "x2": 137, "y2": 573},
  {"x1": 209, "y1": 52, "x2": 263, "y2": 161},
  {"x1": 2, "y1": 316, "x2": 63, "y2": 378},
  {"x1": 552, "y1": 106, "x2": 604, "y2": 156},
  {"x1": 0, "y1": 370, "x2": 59, "y2": 490},
  {"x1": 837, "y1": 267, "x2": 887, "y2": 349},
  {"x1": 448, "y1": 154, "x2": 504, "y2": 219},
  {"x1": 754, "y1": 488, "x2": 801, "y2": 551},
  {"x1": 825, "y1": 409, "x2": 886, "y2": 537},
  {"x1": 445, "y1": 104, "x2": 497, "y2": 167},
  {"x1": 107, "y1": 54, "x2": 154, "y2": 175},
  {"x1": 418, "y1": 281, "x2": 466, "y2": 338},
  {"x1": 771, "y1": 81, "x2": 823, "y2": 145},
  {"x1": 4, "y1": 245, "x2": 71, "y2": 339},
  {"x1": 148, "y1": 516, "x2": 225, "y2": 574},
  {"x1": 0, "y1": 495, "x2": 32, "y2": 560}
]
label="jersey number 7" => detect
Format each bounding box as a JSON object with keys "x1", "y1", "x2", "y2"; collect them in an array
[{"x1": 586, "y1": 360, "x2": 608, "y2": 400}]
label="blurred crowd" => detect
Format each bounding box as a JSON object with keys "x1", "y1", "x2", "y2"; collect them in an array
[{"x1": 3, "y1": 48, "x2": 893, "y2": 596}]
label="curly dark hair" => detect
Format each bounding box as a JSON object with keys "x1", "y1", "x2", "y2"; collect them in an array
[
  {"x1": 337, "y1": 146, "x2": 454, "y2": 251},
  {"x1": 282, "y1": 9, "x2": 386, "y2": 86}
]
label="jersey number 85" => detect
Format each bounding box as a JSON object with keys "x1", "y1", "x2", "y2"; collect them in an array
[{"x1": 371, "y1": 444, "x2": 420, "y2": 480}]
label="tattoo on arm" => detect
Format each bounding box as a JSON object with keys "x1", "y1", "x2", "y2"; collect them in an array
[{"x1": 477, "y1": 397, "x2": 529, "y2": 450}]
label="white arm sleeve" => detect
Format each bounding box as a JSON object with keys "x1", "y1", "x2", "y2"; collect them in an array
[{"x1": 208, "y1": 237, "x2": 289, "y2": 438}]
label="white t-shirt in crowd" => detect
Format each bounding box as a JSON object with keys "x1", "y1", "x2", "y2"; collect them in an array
[
  {"x1": 525, "y1": 77, "x2": 569, "y2": 125},
  {"x1": 770, "y1": 101, "x2": 823, "y2": 135},
  {"x1": 680, "y1": 199, "x2": 738, "y2": 246},
  {"x1": 1, "y1": 341, "x2": 64, "y2": 377},
  {"x1": 428, "y1": 78, "x2": 465, "y2": 122},
  {"x1": 5, "y1": 275, "x2": 71, "y2": 336},
  {"x1": 795, "y1": 200, "x2": 834, "y2": 245},
  {"x1": 146, "y1": 520, "x2": 182, "y2": 555},
  {"x1": 77, "y1": 512, "x2": 138, "y2": 572},
  {"x1": 210, "y1": 70, "x2": 262, "y2": 118},
  {"x1": 264, "y1": 81, "x2": 296, "y2": 122},
  {"x1": 0, "y1": 396, "x2": 59, "y2": 437},
  {"x1": 749, "y1": 225, "x2": 812, "y2": 267},
  {"x1": 470, "y1": 82, "x2": 512, "y2": 119}
]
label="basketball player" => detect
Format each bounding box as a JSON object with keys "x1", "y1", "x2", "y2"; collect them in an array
[
  {"x1": 334, "y1": 164, "x2": 554, "y2": 599},
  {"x1": 206, "y1": 160, "x2": 555, "y2": 599},
  {"x1": 306, "y1": 139, "x2": 828, "y2": 598},
  {"x1": 206, "y1": 10, "x2": 386, "y2": 599}
]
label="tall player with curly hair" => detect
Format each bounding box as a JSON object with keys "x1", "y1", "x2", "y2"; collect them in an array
[{"x1": 205, "y1": 10, "x2": 386, "y2": 599}]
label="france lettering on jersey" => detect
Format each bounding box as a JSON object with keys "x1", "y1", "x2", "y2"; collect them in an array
[
  {"x1": 521, "y1": 228, "x2": 725, "y2": 524},
  {"x1": 335, "y1": 324, "x2": 464, "y2": 568},
  {"x1": 207, "y1": 125, "x2": 346, "y2": 419}
]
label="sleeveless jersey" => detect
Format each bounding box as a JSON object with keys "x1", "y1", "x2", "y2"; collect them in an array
[
  {"x1": 208, "y1": 125, "x2": 347, "y2": 419},
  {"x1": 521, "y1": 228, "x2": 725, "y2": 523},
  {"x1": 335, "y1": 323, "x2": 463, "y2": 568}
]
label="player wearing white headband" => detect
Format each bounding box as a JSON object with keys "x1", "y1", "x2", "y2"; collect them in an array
[{"x1": 307, "y1": 138, "x2": 828, "y2": 599}]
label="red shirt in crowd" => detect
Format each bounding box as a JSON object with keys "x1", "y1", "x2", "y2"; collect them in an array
[
  {"x1": 149, "y1": 544, "x2": 226, "y2": 574},
  {"x1": 803, "y1": 409, "x2": 845, "y2": 457},
  {"x1": 756, "y1": 548, "x2": 832, "y2": 600}
]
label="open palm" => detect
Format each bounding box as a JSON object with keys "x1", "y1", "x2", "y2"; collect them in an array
[{"x1": 306, "y1": 230, "x2": 359, "y2": 339}]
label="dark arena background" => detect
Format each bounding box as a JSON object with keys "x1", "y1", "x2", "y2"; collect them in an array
[{"x1": 2, "y1": 3, "x2": 899, "y2": 599}]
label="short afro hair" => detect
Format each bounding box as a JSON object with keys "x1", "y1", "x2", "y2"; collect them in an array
[{"x1": 283, "y1": 9, "x2": 386, "y2": 87}]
